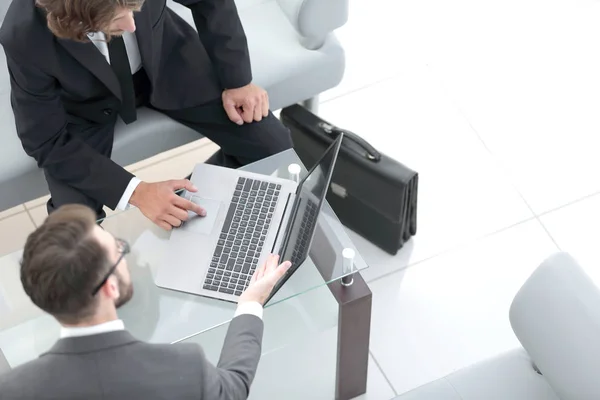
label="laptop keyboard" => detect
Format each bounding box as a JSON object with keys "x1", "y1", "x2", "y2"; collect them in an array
[
  {"x1": 290, "y1": 199, "x2": 318, "y2": 267},
  {"x1": 203, "y1": 177, "x2": 281, "y2": 296}
]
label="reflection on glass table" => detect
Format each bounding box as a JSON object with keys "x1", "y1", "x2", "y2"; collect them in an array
[{"x1": 0, "y1": 149, "x2": 368, "y2": 369}]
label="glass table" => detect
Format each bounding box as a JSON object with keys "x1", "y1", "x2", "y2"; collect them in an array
[{"x1": 0, "y1": 149, "x2": 372, "y2": 400}]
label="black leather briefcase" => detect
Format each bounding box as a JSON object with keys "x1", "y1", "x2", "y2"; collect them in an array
[{"x1": 280, "y1": 105, "x2": 418, "y2": 255}]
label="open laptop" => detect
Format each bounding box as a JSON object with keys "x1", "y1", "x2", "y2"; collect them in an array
[{"x1": 155, "y1": 133, "x2": 343, "y2": 303}]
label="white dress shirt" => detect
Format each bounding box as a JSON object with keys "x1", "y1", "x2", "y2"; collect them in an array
[
  {"x1": 59, "y1": 302, "x2": 263, "y2": 338},
  {"x1": 88, "y1": 31, "x2": 143, "y2": 211},
  {"x1": 87, "y1": 31, "x2": 142, "y2": 75}
]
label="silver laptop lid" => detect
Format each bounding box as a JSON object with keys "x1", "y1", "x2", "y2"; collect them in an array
[{"x1": 266, "y1": 133, "x2": 344, "y2": 301}]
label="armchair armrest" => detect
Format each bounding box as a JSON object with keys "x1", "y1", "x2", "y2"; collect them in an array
[
  {"x1": 0, "y1": 348, "x2": 9, "y2": 373},
  {"x1": 509, "y1": 252, "x2": 600, "y2": 400},
  {"x1": 276, "y1": 0, "x2": 348, "y2": 46}
]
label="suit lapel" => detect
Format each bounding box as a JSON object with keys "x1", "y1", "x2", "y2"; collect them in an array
[
  {"x1": 134, "y1": 9, "x2": 153, "y2": 69},
  {"x1": 57, "y1": 38, "x2": 122, "y2": 100}
]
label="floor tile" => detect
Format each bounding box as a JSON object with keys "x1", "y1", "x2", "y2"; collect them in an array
[
  {"x1": 354, "y1": 353, "x2": 398, "y2": 400},
  {"x1": 134, "y1": 142, "x2": 219, "y2": 183},
  {"x1": 0, "y1": 213, "x2": 36, "y2": 257},
  {"x1": 539, "y1": 192, "x2": 600, "y2": 285},
  {"x1": 0, "y1": 205, "x2": 25, "y2": 221},
  {"x1": 367, "y1": 219, "x2": 558, "y2": 395},
  {"x1": 124, "y1": 138, "x2": 212, "y2": 173},
  {"x1": 426, "y1": 0, "x2": 600, "y2": 213},
  {"x1": 27, "y1": 206, "x2": 47, "y2": 228},
  {"x1": 249, "y1": 327, "x2": 395, "y2": 400},
  {"x1": 321, "y1": 0, "x2": 431, "y2": 103},
  {"x1": 319, "y1": 68, "x2": 534, "y2": 281},
  {"x1": 24, "y1": 195, "x2": 50, "y2": 211}
]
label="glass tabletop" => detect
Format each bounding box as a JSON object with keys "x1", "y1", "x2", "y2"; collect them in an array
[{"x1": 0, "y1": 149, "x2": 368, "y2": 367}]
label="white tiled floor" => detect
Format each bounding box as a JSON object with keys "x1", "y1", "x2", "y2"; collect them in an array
[{"x1": 2, "y1": 0, "x2": 600, "y2": 398}]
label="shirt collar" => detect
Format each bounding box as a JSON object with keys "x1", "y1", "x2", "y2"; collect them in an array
[{"x1": 60, "y1": 319, "x2": 125, "y2": 339}]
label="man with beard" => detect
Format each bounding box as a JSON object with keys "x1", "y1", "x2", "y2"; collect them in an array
[{"x1": 0, "y1": 204, "x2": 291, "y2": 399}]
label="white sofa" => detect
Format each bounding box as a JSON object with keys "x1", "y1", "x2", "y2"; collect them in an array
[
  {"x1": 0, "y1": 0, "x2": 348, "y2": 211},
  {"x1": 394, "y1": 252, "x2": 600, "y2": 400}
]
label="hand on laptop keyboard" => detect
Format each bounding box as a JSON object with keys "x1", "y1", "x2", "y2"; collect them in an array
[
  {"x1": 239, "y1": 254, "x2": 291, "y2": 306},
  {"x1": 130, "y1": 179, "x2": 206, "y2": 230}
]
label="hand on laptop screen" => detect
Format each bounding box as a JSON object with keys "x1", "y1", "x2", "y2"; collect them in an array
[{"x1": 239, "y1": 254, "x2": 291, "y2": 306}]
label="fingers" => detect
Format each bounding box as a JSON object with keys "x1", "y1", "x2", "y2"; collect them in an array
[
  {"x1": 169, "y1": 179, "x2": 197, "y2": 192},
  {"x1": 163, "y1": 214, "x2": 182, "y2": 228},
  {"x1": 172, "y1": 195, "x2": 206, "y2": 217},
  {"x1": 168, "y1": 204, "x2": 189, "y2": 222},
  {"x1": 265, "y1": 254, "x2": 280, "y2": 274},
  {"x1": 253, "y1": 104, "x2": 263, "y2": 122},
  {"x1": 252, "y1": 261, "x2": 267, "y2": 282},
  {"x1": 241, "y1": 103, "x2": 255, "y2": 124},
  {"x1": 258, "y1": 255, "x2": 290, "y2": 283},
  {"x1": 250, "y1": 267, "x2": 259, "y2": 284},
  {"x1": 251, "y1": 255, "x2": 278, "y2": 283},
  {"x1": 256, "y1": 263, "x2": 266, "y2": 280},
  {"x1": 273, "y1": 261, "x2": 292, "y2": 281},
  {"x1": 157, "y1": 220, "x2": 172, "y2": 231},
  {"x1": 223, "y1": 99, "x2": 244, "y2": 125},
  {"x1": 262, "y1": 93, "x2": 269, "y2": 117}
]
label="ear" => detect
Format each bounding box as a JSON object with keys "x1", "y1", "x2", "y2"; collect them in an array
[{"x1": 101, "y1": 275, "x2": 120, "y2": 300}]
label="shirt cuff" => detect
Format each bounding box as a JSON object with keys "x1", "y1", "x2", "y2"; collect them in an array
[
  {"x1": 234, "y1": 301, "x2": 263, "y2": 320},
  {"x1": 116, "y1": 177, "x2": 142, "y2": 211}
]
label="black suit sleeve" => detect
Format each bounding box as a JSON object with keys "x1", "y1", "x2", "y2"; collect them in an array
[
  {"x1": 176, "y1": 0, "x2": 252, "y2": 89},
  {"x1": 199, "y1": 314, "x2": 264, "y2": 399},
  {"x1": 5, "y1": 51, "x2": 133, "y2": 209}
]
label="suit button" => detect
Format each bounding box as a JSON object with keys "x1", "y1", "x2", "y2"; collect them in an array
[{"x1": 103, "y1": 109, "x2": 113, "y2": 115}]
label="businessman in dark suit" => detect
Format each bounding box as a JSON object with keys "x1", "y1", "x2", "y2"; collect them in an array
[
  {"x1": 0, "y1": 204, "x2": 291, "y2": 399},
  {"x1": 0, "y1": 0, "x2": 293, "y2": 230}
]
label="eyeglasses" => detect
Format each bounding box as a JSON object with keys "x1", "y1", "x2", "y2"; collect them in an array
[{"x1": 91, "y1": 238, "x2": 130, "y2": 296}]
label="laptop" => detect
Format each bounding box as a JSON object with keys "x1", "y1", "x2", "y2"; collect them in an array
[{"x1": 155, "y1": 133, "x2": 343, "y2": 303}]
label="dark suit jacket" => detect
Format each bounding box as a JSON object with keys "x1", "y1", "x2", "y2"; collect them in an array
[
  {"x1": 0, "y1": 0, "x2": 252, "y2": 209},
  {"x1": 0, "y1": 315, "x2": 263, "y2": 399}
]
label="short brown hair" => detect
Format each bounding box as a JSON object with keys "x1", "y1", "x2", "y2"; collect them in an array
[
  {"x1": 36, "y1": 0, "x2": 145, "y2": 42},
  {"x1": 20, "y1": 204, "x2": 109, "y2": 324}
]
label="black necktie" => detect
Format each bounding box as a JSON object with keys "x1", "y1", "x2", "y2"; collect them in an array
[{"x1": 108, "y1": 36, "x2": 137, "y2": 124}]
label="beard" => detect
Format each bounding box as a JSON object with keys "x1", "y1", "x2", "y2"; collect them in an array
[{"x1": 114, "y1": 273, "x2": 134, "y2": 308}]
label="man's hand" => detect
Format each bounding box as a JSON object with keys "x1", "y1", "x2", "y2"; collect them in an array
[
  {"x1": 222, "y1": 83, "x2": 269, "y2": 125},
  {"x1": 129, "y1": 179, "x2": 206, "y2": 231},
  {"x1": 239, "y1": 254, "x2": 292, "y2": 306}
]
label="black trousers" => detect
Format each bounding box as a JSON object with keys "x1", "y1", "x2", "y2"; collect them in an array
[{"x1": 46, "y1": 69, "x2": 293, "y2": 219}]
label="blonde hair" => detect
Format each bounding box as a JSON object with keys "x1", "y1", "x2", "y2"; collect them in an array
[{"x1": 36, "y1": 0, "x2": 145, "y2": 42}]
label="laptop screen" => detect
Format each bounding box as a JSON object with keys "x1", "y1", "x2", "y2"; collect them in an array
[{"x1": 278, "y1": 133, "x2": 343, "y2": 270}]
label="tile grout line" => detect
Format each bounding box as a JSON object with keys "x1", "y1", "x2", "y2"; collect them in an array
[
  {"x1": 366, "y1": 216, "x2": 539, "y2": 286},
  {"x1": 0, "y1": 209, "x2": 26, "y2": 223},
  {"x1": 24, "y1": 207, "x2": 37, "y2": 228},
  {"x1": 127, "y1": 139, "x2": 216, "y2": 174},
  {"x1": 319, "y1": 74, "x2": 400, "y2": 106},
  {"x1": 427, "y1": 64, "x2": 563, "y2": 252},
  {"x1": 369, "y1": 350, "x2": 399, "y2": 396},
  {"x1": 536, "y1": 189, "x2": 600, "y2": 219}
]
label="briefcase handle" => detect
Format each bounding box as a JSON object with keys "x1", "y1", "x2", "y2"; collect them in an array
[{"x1": 318, "y1": 122, "x2": 382, "y2": 162}]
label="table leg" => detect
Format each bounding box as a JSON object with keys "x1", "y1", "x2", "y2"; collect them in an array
[{"x1": 328, "y1": 273, "x2": 372, "y2": 400}]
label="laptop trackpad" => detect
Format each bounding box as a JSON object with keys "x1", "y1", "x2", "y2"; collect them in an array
[{"x1": 181, "y1": 196, "x2": 221, "y2": 235}]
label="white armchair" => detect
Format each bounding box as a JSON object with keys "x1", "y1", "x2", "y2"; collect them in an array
[
  {"x1": 0, "y1": 348, "x2": 8, "y2": 374},
  {"x1": 0, "y1": 0, "x2": 349, "y2": 211},
  {"x1": 394, "y1": 252, "x2": 600, "y2": 400}
]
